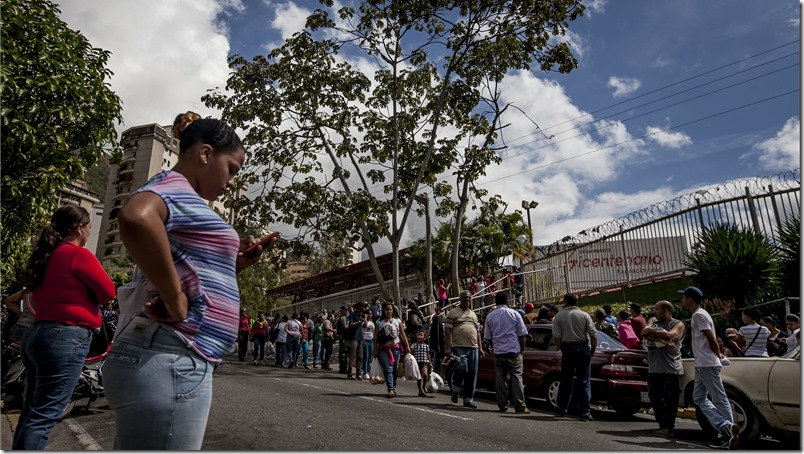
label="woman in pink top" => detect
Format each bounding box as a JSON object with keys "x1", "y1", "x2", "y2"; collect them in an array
[
  {"x1": 436, "y1": 279, "x2": 451, "y2": 310},
  {"x1": 617, "y1": 310, "x2": 641, "y2": 350},
  {"x1": 12, "y1": 204, "x2": 115, "y2": 450}
]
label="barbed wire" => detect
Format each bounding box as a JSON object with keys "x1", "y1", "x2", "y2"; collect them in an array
[{"x1": 552, "y1": 168, "x2": 800, "y2": 246}]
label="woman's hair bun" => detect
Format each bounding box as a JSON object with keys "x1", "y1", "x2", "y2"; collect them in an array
[{"x1": 172, "y1": 111, "x2": 201, "y2": 139}]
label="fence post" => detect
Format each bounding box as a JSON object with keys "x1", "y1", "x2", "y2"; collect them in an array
[
  {"x1": 563, "y1": 262, "x2": 570, "y2": 295},
  {"x1": 618, "y1": 225, "x2": 631, "y2": 288},
  {"x1": 695, "y1": 197, "x2": 705, "y2": 228},
  {"x1": 745, "y1": 186, "x2": 760, "y2": 235},
  {"x1": 768, "y1": 185, "x2": 783, "y2": 237}
]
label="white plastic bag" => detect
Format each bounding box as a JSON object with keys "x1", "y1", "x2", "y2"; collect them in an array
[
  {"x1": 404, "y1": 353, "x2": 421, "y2": 380},
  {"x1": 115, "y1": 267, "x2": 150, "y2": 339},
  {"x1": 427, "y1": 372, "x2": 445, "y2": 392},
  {"x1": 265, "y1": 342, "x2": 276, "y2": 356},
  {"x1": 369, "y1": 357, "x2": 385, "y2": 384}
]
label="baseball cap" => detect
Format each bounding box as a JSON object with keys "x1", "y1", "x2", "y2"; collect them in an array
[
  {"x1": 524, "y1": 303, "x2": 534, "y2": 310},
  {"x1": 677, "y1": 286, "x2": 703, "y2": 299}
]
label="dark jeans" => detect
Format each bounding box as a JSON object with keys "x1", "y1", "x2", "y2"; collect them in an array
[
  {"x1": 13, "y1": 321, "x2": 92, "y2": 450},
  {"x1": 648, "y1": 373, "x2": 680, "y2": 429},
  {"x1": 556, "y1": 342, "x2": 592, "y2": 417},
  {"x1": 275, "y1": 342, "x2": 286, "y2": 366},
  {"x1": 450, "y1": 347, "x2": 479, "y2": 404},
  {"x1": 321, "y1": 338, "x2": 334, "y2": 367},
  {"x1": 252, "y1": 335, "x2": 266, "y2": 361},
  {"x1": 237, "y1": 331, "x2": 249, "y2": 361}
]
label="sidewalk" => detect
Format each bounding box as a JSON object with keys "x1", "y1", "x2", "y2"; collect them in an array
[{"x1": 2, "y1": 406, "x2": 85, "y2": 450}]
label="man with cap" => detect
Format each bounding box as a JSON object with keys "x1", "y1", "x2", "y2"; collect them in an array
[
  {"x1": 522, "y1": 302, "x2": 538, "y2": 324},
  {"x1": 680, "y1": 286, "x2": 739, "y2": 449},
  {"x1": 444, "y1": 290, "x2": 485, "y2": 409},
  {"x1": 484, "y1": 292, "x2": 530, "y2": 413},
  {"x1": 552, "y1": 293, "x2": 596, "y2": 421}
]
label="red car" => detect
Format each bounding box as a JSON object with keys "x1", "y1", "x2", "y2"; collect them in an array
[{"x1": 442, "y1": 324, "x2": 650, "y2": 416}]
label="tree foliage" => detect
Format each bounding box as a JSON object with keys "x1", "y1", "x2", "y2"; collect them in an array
[
  {"x1": 777, "y1": 216, "x2": 801, "y2": 298},
  {"x1": 684, "y1": 224, "x2": 780, "y2": 308},
  {"x1": 1, "y1": 0, "x2": 122, "y2": 282},
  {"x1": 204, "y1": 0, "x2": 583, "y2": 300}
]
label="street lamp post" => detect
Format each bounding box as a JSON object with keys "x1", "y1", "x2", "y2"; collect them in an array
[{"x1": 521, "y1": 200, "x2": 539, "y2": 246}]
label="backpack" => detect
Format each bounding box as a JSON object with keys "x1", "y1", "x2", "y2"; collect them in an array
[{"x1": 377, "y1": 320, "x2": 399, "y2": 345}]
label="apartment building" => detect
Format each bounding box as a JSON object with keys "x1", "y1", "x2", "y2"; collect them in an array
[
  {"x1": 55, "y1": 180, "x2": 103, "y2": 254},
  {"x1": 96, "y1": 122, "x2": 230, "y2": 263}
]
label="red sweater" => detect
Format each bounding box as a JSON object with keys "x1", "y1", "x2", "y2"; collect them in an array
[{"x1": 33, "y1": 242, "x2": 116, "y2": 330}]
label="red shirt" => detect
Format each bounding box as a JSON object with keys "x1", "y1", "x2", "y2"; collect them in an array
[
  {"x1": 33, "y1": 242, "x2": 115, "y2": 330},
  {"x1": 251, "y1": 319, "x2": 268, "y2": 337}
]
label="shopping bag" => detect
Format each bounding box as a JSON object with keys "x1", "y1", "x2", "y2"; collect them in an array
[
  {"x1": 265, "y1": 342, "x2": 276, "y2": 356},
  {"x1": 427, "y1": 372, "x2": 444, "y2": 392},
  {"x1": 369, "y1": 357, "x2": 385, "y2": 384},
  {"x1": 404, "y1": 353, "x2": 421, "y2": 380}
]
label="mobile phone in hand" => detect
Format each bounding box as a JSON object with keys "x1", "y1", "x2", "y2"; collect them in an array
[{"x1": 243, "y1": 231, "x2": 280, "y2": 255}]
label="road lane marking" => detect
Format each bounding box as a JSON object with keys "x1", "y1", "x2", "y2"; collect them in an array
[
  {"x1": 270, "y1": 378, "x2": 473, "y2": 421},
  {"x1": 64, "y1": 417, "x2": 102, "y2": 450}
]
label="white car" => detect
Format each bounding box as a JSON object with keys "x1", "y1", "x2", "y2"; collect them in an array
[{"x1": 679, "y1": 346, "x2": 800, "y2": 444}]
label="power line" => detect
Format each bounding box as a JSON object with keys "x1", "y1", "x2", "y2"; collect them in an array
[
  {"x1": 502, "y1": 39, "x2": 800, "y2": 145},
  {"x1": 500, "y1": 53, "x2": 800, "y2": 156},
  {"x1": 478, "y1": 89, "x2": 800, "y2": 186}
]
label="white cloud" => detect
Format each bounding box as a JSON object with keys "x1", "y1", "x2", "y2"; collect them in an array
[
  {"x1": 652, "y1": 56, "x2": 671, "y2": 68},
  {"x1": 270, "y1": 1, "x2": 312, "y2": 40},
  {"x1": 753, "y1": 117, "x2": 801, "y2": 171},
  {"x1": 583, "y1": 0, "x2": 607, "y2": 17},
  {"x1": 607, "y1": 76, "x2": 641, "y2": 98},
  {"x1": 57, "y1": 0, "x2": 238, "y2": 132},
  {"x1": 645, "y1": 126, "x2": 692, "y2": 148}
]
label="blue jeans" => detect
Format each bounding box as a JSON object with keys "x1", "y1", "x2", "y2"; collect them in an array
[
  {"x1": 103, "y1": 317, "x2": 214, "y2": 450},
  {"x1": 298, "y1": 339, "x2": 309, "y2": 366},
  {"x1": 312, "y1": 339, "x2": 322, "y2": 366},
  {"x1": 362, "y1": 339, "x2": 374, "y2": 375},
  {"x1": 450, "y1": 347, "x2": 479, "y2": 404},
  {"x1": 286, "y1": 335, "x2": 300, "y2": 367},
  {"x1": 275, "y1": 341, "x2": 286, "y2": 366},
  {"x1": 557, "y1": 343, "x2": 592, "y2": 417},
  {"x1": 377, "y1": 347, "x2": 401, "y2": 393},
  {"x1": 693, "y1": 366, "x2": 733, "y2": 432},
  {"x1": 12, "y1": 321, "x2": 92, "y2": 450}
]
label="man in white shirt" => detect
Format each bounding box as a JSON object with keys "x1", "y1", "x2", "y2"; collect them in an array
[
  {"x1": 784, "y1": 314, "x2": 800, "y2": 351},
  {"x1": 680, "y1": 286, "x2": 739, "y2": 450}
]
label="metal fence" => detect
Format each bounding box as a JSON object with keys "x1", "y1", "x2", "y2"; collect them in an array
[{"x1": 521, "y1": 169, "x2": 800, "y2": 303}]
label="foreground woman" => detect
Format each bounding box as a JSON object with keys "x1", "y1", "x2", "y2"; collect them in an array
[
  {"x1": 103, "y1": 113, "x2": 277, "y2": 449},
  {"x1": 374, "y1": 303, "x2": 410, "y2": 398}
]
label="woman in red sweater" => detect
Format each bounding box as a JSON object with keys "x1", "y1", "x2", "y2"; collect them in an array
[{"x1": 12, "y1": 204, "x2": 115, "y2": 450}]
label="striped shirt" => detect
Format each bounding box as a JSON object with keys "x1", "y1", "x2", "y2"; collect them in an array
[
  {"x1": 135, "y1": 171, "x2": 241, "y2": 363},
  {"x1": 739, "y1": 323, "x2": 770, "y2": 357}
]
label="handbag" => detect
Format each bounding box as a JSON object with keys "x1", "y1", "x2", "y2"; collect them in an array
[
  {"x1": 114, "y1": 267, "x2": 151, "y2": 339},
  {"x1": 369, "y1": 357, "x2": 385, "y2": 384}
]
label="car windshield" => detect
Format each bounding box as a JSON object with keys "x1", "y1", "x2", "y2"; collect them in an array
[{"x1": 596, "y1": 331, "x2": 628, "y2": 351}]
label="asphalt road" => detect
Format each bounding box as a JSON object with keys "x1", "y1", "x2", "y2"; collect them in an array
[{"x1": 2, "y1": 353, "x2": 796, "y2": 450}]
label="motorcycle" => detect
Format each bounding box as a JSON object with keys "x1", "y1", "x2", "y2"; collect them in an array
[{"x1": 1, "y1": 314, "x2": 115, "y2": 419}]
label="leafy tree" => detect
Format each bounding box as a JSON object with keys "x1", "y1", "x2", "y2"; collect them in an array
[
  {"x1": 83, "y1": 153, "x2": 111, "y2": 197},
  {"x1": 305, "y1": 233, "x2": 355, "y2": 277},
  {"x1": 204, "y1": 0, "x2": 584, "y2": 301},
  {"x1": 684, "y1": 224, "x2": 780, "y2": 308},
  {"x1": 777, "y1": 216, "x2": 801, "y2": 298},
  {"x1": 1, "y1": 0, "x2": 122, "y2": 283}
]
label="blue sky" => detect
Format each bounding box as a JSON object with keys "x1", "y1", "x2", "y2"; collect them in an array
[{"x1": 58, "y1": 0, "x2": 801, "y2": 254}]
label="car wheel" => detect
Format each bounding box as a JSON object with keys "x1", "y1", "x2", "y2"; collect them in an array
[
  {"x1": 543, "y1": 375, "x2": 560, "y2": 411},
  {"x1": 694, "y1": 388, "x2": 762, "y2": 444},
  {"x1": 612, "y1": 404, "x2": 641, "y2": 417}
]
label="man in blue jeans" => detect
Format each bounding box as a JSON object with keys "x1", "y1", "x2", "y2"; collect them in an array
[
  {"x1": 444, "y1": 290, "x2": 485, "y2": 409},
  {"x1": 551, "y1": 293, "x2": 596, "y2": 421},
  {"x1": 680, "y1": 286, "x2": 739, "y2": 450}
]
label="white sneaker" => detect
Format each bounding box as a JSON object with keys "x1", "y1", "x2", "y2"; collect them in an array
[{"x1": 364, "y1": 373, "x2": 370, "y2": 380}]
